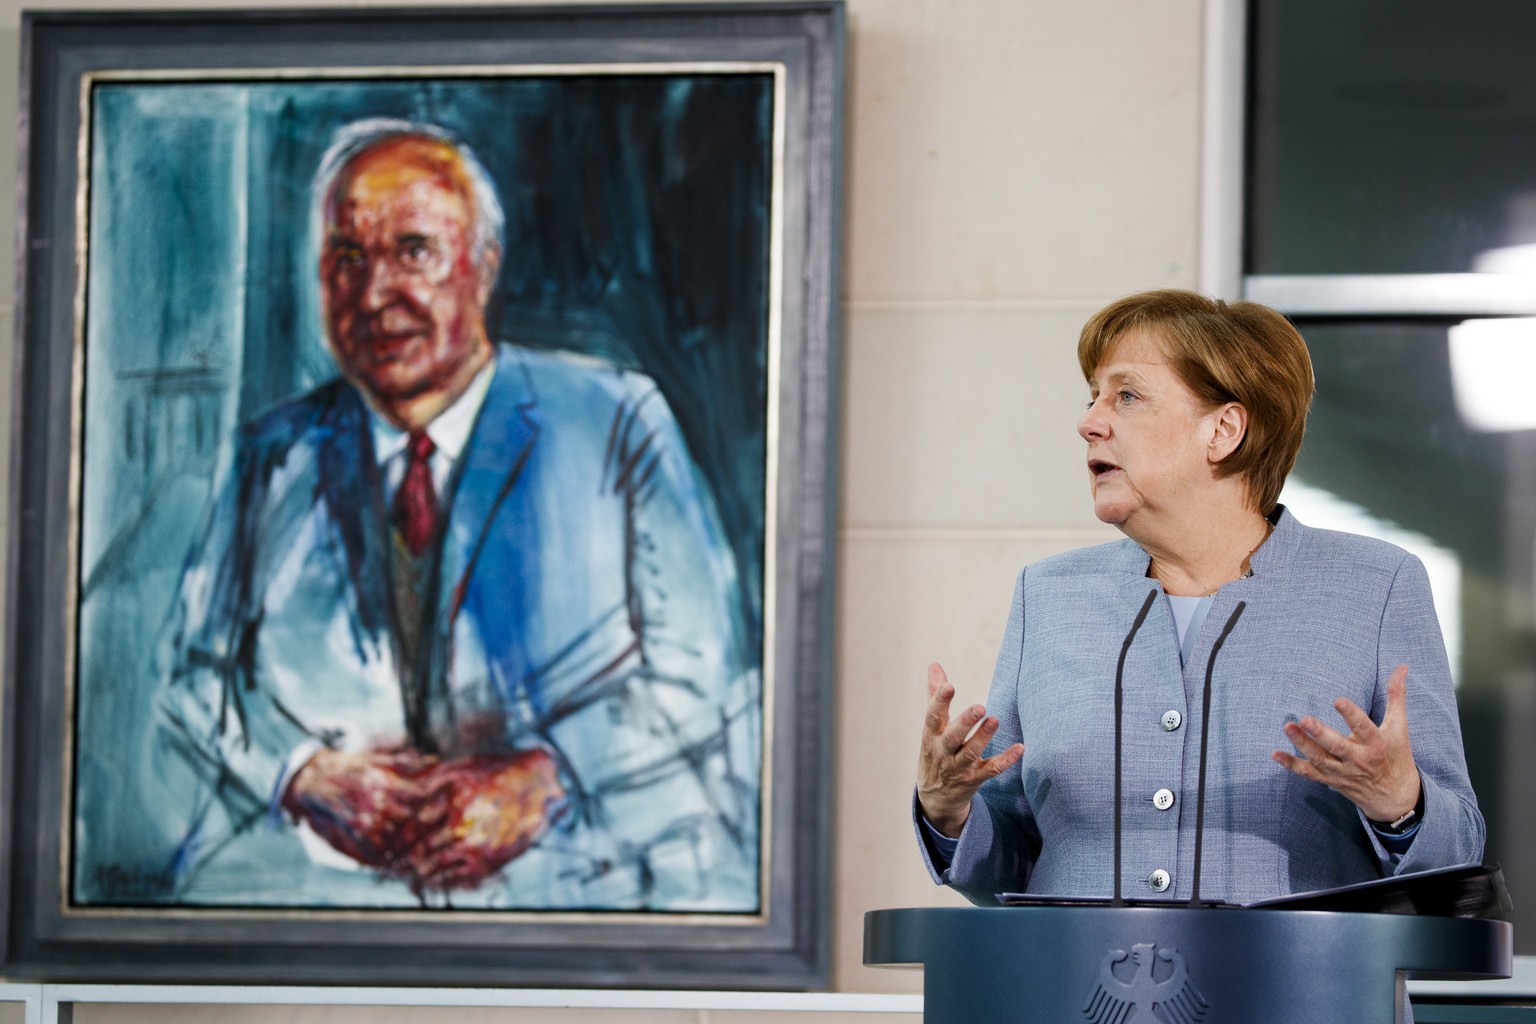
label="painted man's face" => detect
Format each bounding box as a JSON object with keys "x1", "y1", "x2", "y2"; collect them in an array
[{"x1": 320, "y1": 137, "x2": 497, "y2": 419}]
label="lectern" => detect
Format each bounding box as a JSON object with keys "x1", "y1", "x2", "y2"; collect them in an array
[{"x1": 865, "y1": 906, "x2": 1511, "y2": 1023}]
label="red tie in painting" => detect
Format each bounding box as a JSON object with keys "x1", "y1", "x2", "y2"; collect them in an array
[{"x1": 394, "y1": 431, "x2": 438, "y2": 556}]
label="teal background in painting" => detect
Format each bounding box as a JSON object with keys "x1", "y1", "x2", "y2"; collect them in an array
[{"x1": 72, "y1": 75, "x2": 772, "y2": 906}]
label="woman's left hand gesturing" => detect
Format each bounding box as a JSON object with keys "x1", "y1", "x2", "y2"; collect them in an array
[{"x1": 1272, "y1": 663, "x2": 1420, "y2": 823}]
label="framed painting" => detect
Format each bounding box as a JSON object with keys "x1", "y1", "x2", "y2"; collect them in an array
[{"x1": 1, "y1": 3, "x2": 843, "y2": 988}]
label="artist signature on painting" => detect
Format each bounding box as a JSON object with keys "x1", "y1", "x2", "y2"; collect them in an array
[{"x1": 92, "y1": 863, "x2": 175, "y2": 899}]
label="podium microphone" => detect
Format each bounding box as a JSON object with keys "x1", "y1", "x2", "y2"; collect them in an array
[
  {"x1": 1112, "y1": 589, "x2": 1159, "y2": 907},
  {"x1": 1190, "y1": 600, "x2": 1246, "y2": 907},
  {"x1": 1111, "y1": 592, "x2": 1248, "y2": 908}
]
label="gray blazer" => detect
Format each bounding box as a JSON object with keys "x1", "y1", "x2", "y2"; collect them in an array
[{"x1": 921, "y1": 508, "x2": 1484, "y2": 906}]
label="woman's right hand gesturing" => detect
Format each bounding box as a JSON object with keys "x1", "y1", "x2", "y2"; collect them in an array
[{"x1": 917, "y1": 662, "x2": 1025, "y2": 838}]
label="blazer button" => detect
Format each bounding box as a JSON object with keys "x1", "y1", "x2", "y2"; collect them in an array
[
  {"x1": 1152, "y1": 788, "x2": 1175, "y2": 810},
  {"x1": 1161, "y1": 710, "x2": 1183, "y2": 731},
  {"x1": 1149, "y1": 869, "x2": 1171, "y2": 892}
]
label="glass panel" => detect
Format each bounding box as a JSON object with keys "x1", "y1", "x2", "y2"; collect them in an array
[
  {"x1": 1248, "y1": 0, "x2": 1536, "y2": 274},
  {"x1": 1282, "y1": 319, "x2": 1536, "y2": 951}
]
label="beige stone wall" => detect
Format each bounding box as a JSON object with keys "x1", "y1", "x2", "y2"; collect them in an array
[{"x1": 0, "y1": 0, "x2": 1205, "y2": 1016}]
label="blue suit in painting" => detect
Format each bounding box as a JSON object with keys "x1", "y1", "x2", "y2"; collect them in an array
[{"x1": 157, "y1": 342, "x2": 760, "y2": 911}]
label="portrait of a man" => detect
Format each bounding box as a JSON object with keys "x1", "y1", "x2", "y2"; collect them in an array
[{"x1": 70, "y1": 78, "x2": 772, "y2": 914}]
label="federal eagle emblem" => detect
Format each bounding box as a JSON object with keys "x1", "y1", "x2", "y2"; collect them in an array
[{"x1": 1082, "y1": 942, "x2": 1210, "y2": 1024}]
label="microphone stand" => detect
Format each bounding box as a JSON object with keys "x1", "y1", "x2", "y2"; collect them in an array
[
  {"x1": 1190, "y1": 601, "x2": 1246, "y2": 908},
  {"x1": 1111, "y1": 592, "x2": 1248, "y2": 908},
  {"x1": 1112, "y1": 589, "x2": 1159, "y2": 908}
]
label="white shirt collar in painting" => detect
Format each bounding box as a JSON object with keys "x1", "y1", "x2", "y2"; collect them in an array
[{"x1": 367, "y1": 358, "x2": 496, "y2": 497}]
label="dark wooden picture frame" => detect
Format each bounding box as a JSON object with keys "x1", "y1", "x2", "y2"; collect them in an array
[{"x1": 2, "y1": 2, "x2": 842, "y2": 988}]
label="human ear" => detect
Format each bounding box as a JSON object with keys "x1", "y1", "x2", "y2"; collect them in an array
[
  {"x1": 1207, "y1": 402, "x2": 1248, "y2": 464},
  {"x1": 476, "y1": 245, "x2": 502, "y2": 304}
]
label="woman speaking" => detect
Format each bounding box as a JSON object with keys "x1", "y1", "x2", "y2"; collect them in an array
[{"x1": 915, "y1": 289, "x2": 1483, "y2": 906}]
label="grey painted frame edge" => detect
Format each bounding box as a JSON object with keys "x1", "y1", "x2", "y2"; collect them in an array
[{"x1": 1, "y1": 1, "x2": 844, "y2": 990}]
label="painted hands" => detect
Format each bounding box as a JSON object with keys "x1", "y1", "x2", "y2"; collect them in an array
[
  {"x1": 916, "y1": 662, "x2": 1025, "y2": 838},
  {"x1": 407, "y1": 752, "x2": 567, "y2": 891},
  {"x1": 282, "y1": 746, "x2": 567, "y2": 897},
  {"x1": 280, "y1": 748, "x2": 439, "y2": 870},
  {"x1": 1271, "y1": 664, "x2": 1421, "y2": 824}
]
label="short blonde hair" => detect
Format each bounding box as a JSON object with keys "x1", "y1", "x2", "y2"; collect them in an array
[{"x1": 1078, "y1": 289, "x2": 1315, "y2": 514}]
